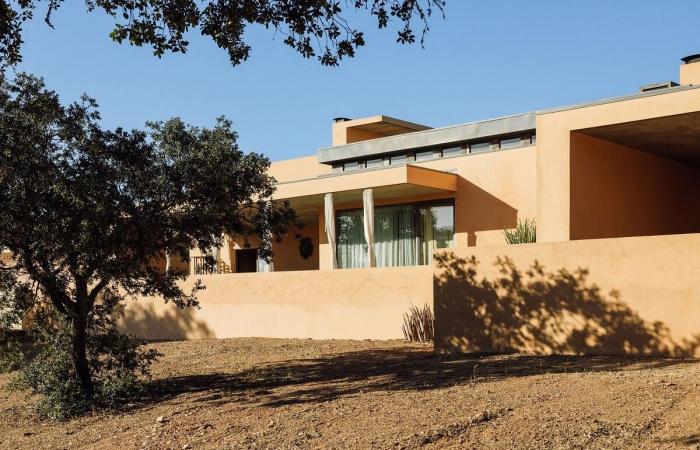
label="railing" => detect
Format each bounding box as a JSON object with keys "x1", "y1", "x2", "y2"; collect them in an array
[{"x1": 191, "y1": 256, "x2": 233, "y2": 275}]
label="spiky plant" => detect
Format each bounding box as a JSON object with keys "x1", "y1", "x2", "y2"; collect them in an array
[
  {"x1": 503, "y1": 219, "x2": 536, "y2": 244},
  {"x1": 402, "y1": 303, "x2": 434, "y2": 342}
]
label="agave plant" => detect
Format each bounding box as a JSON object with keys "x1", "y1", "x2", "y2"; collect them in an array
[
  {"x1": 503, "y1": 218, "x2": 536, "y2": 244},
  {"x1": 402, "y1": 303, "x2": 434, "y2": 342}
]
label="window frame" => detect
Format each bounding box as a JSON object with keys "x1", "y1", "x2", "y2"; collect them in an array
[{"x1": 335, "y1": 198, "x2": 455, "y2": 268}]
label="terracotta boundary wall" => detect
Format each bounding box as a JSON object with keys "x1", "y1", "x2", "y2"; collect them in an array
[
  {"x1": 120, "y1": 265, "x2": 432, "y2": 340},
  {"x1": 433, "y1": 233, "x2": 700, "y2": 357}
]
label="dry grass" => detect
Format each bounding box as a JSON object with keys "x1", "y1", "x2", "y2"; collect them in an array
[{"x1": 1, "y1": 337, "x2": 699, "y2": 449}]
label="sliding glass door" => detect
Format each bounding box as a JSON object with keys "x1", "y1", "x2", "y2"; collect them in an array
[
  {"x1": 337, "y1": 209, "x2": 367, "y2": 269},
  {"x1": 374, "y1": 204, "x2": 416, "y2": 267},
  {"x1": 419, "y1": 203, "x2": 455, "y2": 265},
  {"x1": 336, "y1": 200, "x2": 454, "y2": 269}
]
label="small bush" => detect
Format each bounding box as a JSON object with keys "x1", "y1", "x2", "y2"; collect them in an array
[
  {"x1": 8, "y1": 296, "x2": 160, "y2": 420},
  {"x1": 402, "y1": 303, "x2": 434, "y2": 342},
  {"x1": 0, "y1": 338, "x2": 23, "y2": 373},
  {"x1": 503, "y1": 218, "x2": 536, "y2": 244}
]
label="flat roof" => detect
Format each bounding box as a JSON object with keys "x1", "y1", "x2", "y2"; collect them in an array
[
  {"x1": 317, "y1": 112, "x2": 535, "y2": 164},
  {"x1": 316, "y1": 84, "x2": 700, "y2": 165}
]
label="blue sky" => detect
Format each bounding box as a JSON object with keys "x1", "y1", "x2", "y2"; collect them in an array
[{"x1": 15, "y1": 0, "x2": 700, "y2": 161}]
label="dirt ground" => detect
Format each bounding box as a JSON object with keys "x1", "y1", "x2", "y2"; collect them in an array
[{"x1": 0, "y1": 338, "x2": 699, "y2": 450}]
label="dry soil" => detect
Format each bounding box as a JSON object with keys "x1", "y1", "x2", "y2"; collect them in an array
[{"x1": 1, "y1": 338, "x2": 699, "y2": 449}]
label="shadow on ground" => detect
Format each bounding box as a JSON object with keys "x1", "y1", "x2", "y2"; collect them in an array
[{"x1": 143, "y1": 347, "x2": 698, "y2": 409}]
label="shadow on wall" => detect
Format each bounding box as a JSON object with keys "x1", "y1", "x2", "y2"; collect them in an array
[
  {"x1": 434, "y1": 253, "x2": 700, "y2": 357},
  {"x1": 457, "y1": 178, "x2": 518, "y2": 246},
  {"x1": 120, "y1": 302, "x2": 215, "y2": 341}
]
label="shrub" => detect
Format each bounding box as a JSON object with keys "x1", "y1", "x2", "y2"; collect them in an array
[
  {"x1": 402, "y1": 303, "x2": 434, "y2": 342},
  {"x1": 8, "y1": 298, "x2": 160, "y2": 420},
  {"x1": 503, "y1": 218, "x2": 536, "y2": 244},
  {"x1": 0, "y1": 338, "x2": 23, "y2": 373}
]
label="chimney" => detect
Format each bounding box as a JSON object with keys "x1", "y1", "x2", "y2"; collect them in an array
[{"x1": 680, "y1": 54, "x2": 700, "y2": 85}]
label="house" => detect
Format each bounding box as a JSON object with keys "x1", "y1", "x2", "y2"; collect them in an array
[
  {"x1": 179, "y1": 55, "x2": 700, "y2": 275},
  {"x1": 128, "y1": 56, "x2": 700, "y2": 355}
]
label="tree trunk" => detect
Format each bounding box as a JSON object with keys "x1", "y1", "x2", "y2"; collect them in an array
[{"x1": 71, "y1": 314, "x2": 94, "y2": 398}]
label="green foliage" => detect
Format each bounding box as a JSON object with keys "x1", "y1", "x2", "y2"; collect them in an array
[
  {"x1": 503, "y1": 219, "x2": 536, "y2": 244},
  {"x1": 0, "y1": 1, "x2": 444, "y2": 67},
  {"x1": 0, "y1": 74, "x2": 296, "y2": 411},
  {"x1": 11, "y1": 297, "x2": 159, "y2": 420},
  {"x1": 0, "y1": 338, "x2": 23, "y2": 373}
]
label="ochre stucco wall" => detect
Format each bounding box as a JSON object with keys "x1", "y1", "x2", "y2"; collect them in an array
[
  {"x1": 433, "y1": 233, "x2": 700, "y2": 357},
  {"x1": 268, "y1": 155, "x2": 331, "y2": 183},
  {"x1": 121, "y1": 265, "x2": 432, "y2": 340},
  {"x1": 680, "y1": 62, "x2": 700, "y2": 85},
  {"x1": 536, "y1": 87, "x2": 700, "y2": 242},
  {"x1": 570, "y1": 133, "x2": 700, "y2": 239},
  {"x1": 271, "y1": 222, "x2": 319, "y2": 271}
]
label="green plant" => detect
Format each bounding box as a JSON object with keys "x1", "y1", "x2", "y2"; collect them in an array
[
  {"x1": 0, "y1": 74, "x2": 295, "y2": 404},
  {"x1": 10, "y1": 295, "x2": 160, "y2": 420},
  {"x1": 0, "y1": 338, "x2": 22, "y2": 373},
  {"x1": 503, "y1": 219, "x2": 536, "y2": 244},
  {"x1": 402, "y1": 303, "x2": 434, "y2": 342}
]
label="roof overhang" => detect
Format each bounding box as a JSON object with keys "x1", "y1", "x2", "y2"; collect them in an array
[
  {"x1": 274, "y1": 165, "x2": 458, "y2": 221},
  {"x1": 578, "y1": 111, "x2": 700, "y2": 166},
  {"x1": 318, "y1": 113, "x2": 536, "y2": 164}
]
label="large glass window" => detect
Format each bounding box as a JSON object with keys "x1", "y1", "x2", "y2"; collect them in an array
[
  {"x1": 374, "y1": 204, "x2": 416, "y2": 267},
  {"x1": 336, "y1": 201, "x2": 454, "y2": 269},
  {"x1": 336, "y1": 209, "x2": 367, "y2": 269},
  {"x1": 418, "y1": 204, "x2": 455, "y2": 265}
]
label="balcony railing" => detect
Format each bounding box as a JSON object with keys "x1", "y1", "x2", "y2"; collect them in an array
[{"x1": 191, "y1": 256, "x2": 233, "y2": 275}]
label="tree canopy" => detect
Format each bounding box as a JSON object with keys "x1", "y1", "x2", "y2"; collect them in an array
[
  {"x1": 0, "y1": 73, "x2": 296, "y2": 398},
  {"x1": 0, "y1": 0, "x2": 445, "y2": 67}
]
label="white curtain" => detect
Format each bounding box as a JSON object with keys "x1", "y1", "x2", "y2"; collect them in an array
[
  {"x1": 374, "y1": 204, "x2": 416, "y2": 267},
  {"x1": 362, "y1": 189, "x2": 376, "y2": 267},
  {"x1": 257, "y1": 255, "x2": 274, "y2": 272},
  {"x1": 324, "y1": 193, "x2": 338, "y2": 269},
  {"x1": 336, "y1": 209, "x2": 367, "y2": 269},
  {"x1": 211, "y1": 245, "x2": 220, "y2": 273}
]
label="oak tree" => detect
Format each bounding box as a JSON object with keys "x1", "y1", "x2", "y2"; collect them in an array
[
  {"x1": 0, "y1": 0, "x2": 445, "y2": 67},
  {"x1": 0, "y1": 73, "x2": 295, "y2": 400}
]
